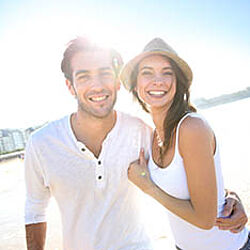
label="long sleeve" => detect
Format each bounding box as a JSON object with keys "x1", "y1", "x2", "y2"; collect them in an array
[{"x1": 24, "y1": 137, "x2": 51, "y2": 224}]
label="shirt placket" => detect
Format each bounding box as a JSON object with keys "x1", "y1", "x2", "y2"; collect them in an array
[
  {"x1": 76, "y1": 141, "x2": 106, "y2": 189},
  {"x1": 94, "y1": 159, "x2": 105, "y2": 188}
]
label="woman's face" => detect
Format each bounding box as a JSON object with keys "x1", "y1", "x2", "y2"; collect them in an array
[{"x1": 136, "y1": 55, "x2": 176, "y2": 111}]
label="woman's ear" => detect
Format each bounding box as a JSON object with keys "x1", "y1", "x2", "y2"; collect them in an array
[{"x1": 132, "y1": 88, "x2": 137, "y2": 95}]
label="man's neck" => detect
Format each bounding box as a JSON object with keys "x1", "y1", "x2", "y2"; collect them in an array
[{"x1": 71, "y1": 110, "x2": 117, "y2": 158}]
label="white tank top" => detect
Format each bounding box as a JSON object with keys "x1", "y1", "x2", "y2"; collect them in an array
[{"x1": 148, "y1": 112, "x2": 248, "y2": 250}]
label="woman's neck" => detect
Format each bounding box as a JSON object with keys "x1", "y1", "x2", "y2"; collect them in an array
[{"x1": 150, "y1": 106, "x2": 169, "y2": 141}]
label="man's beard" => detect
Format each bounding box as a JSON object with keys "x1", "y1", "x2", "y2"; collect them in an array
[{"x1": 76, "y1": 94, "x2": 117, "y2": 119}]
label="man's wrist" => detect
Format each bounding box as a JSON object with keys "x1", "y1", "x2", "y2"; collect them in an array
[{"x1": 225, "y1": 189, "x2": 242, "y2": 203}]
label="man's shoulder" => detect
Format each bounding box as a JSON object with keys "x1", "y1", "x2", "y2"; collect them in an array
[
  {"x1": 30, "y1": 115, "x2": 69, "y2": 143},
  {"x1": 118, "y1": 111, "x2": 152, "y2": 130}
]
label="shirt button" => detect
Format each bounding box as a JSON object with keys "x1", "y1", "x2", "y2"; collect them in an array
[
  {"x1": 98, "y1": 160, "x2": 101, "y2": 165},
  {"x1": 81, "y1": 148, "x2": 85, "y2": 152},
  {"x1": 98, "y1": 176, "x2": 102, "y2": 180}
]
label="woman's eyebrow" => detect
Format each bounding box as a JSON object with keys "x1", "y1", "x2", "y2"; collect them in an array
[
  {"x1": 139, "y1": 66, "x2": 153, "y2": 71},
  {"x1": 162, "y1": 67, "x2": 173, "y2": 70},
  {"x1": 139, "y1": 66, "x2": 173, "y2": 71}
]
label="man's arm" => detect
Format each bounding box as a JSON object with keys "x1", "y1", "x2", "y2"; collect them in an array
[
  {"x1": 26, "y1": 222, "x2": 47, "y2": 250},
  {"x1": 216, "y1": 190, "x2": 248, "y2": 233},
  {"x1": 24, "y1": 137, "x2": 51, "y2": 249}
]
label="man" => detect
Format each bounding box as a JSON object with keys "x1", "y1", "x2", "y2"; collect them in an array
[{"x1": 25, "y1": 37, "x2": 247, "y2": 250}]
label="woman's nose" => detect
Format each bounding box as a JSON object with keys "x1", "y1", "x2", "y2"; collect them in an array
[{"x1": 152, "y1": 76, "x2": 164, "y2": 85}]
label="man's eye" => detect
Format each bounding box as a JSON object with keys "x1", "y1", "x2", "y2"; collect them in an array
[
  {"x1": 101, "y1": 72, "x2": 113, "y2": 77},
  {"x1": 77, "y1": 75, "x2": 89, "y2": 80}
]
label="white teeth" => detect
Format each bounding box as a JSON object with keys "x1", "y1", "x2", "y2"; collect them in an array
[
  {"x1": 148, "y1": 91, "x2": 166, "y2": 96},
  {"x1": 90, "y1": 96, "x2": 107, "y2": 102}
]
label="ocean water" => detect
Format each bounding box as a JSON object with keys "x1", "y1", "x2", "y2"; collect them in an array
[{"x1": 200, "y1": 98, "x2": 250, "y2": 189}]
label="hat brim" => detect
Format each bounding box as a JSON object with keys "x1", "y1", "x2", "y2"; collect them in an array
[{"x1": 120, "y1": 50, "x2": 193, "y2": 90}]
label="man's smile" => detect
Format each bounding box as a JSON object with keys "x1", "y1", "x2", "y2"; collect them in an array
[{"x1": 88, "y1": 94, "x2": 109, "y2": 103}]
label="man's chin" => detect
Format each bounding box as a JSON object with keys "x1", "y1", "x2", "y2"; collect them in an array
[
  {"x1": 79, "y1": 107, "x2": 114, "y2": 119},
  {"x1": 78, "y1": 98, "x2": 116, "y2": 119},
  {"x1": 92, "y1": 109, "x2": 114, "y2": 119}
]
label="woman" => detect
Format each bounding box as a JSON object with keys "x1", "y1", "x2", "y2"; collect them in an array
[{"x1": 120, "y1": 38, "x2": 249, "y2": 249}]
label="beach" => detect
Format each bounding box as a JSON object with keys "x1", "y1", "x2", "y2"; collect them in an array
[
  {"x1": 1, "y1": 98, "x2": 250, "y2": 249},
  {"x1": 0, "y1": 158, "x2": 63, "y2": 250}
]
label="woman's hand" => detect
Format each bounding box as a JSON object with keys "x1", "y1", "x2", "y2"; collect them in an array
[{"x1": 128, "y1": 148, "x2": 155, "y2": 194}]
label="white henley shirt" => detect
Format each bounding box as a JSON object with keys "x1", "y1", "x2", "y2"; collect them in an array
[{"x1": 24, "y1": 111, "x2": 156, "y2": 250}]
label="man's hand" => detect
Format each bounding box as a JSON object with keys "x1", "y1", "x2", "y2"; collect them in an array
[
  {"x1": 26, "y1": 222, "x2": 47, "y2": 250},
  {"x1": 215, "y1": 191, "x2": 248, "y2": 233}
]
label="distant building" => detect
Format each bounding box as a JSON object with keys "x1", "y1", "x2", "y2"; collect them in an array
[
  {"x1": 0, "y1": 131, "x2": 4, "y2": 152},
  {"x1": 0, "y1": 130, "x2": 16, "y2": 153},
  {"x1": 0, "y1": 123, "x2": 45, "y2": 155},
  {"x1": 0, "y1": 127, "x2": 36, "y2": 154},
  {"x1": 11, "y1": 130, "x2": 26, "y2": 150}
]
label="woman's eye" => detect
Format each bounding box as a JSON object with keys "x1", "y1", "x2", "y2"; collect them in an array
[
  {"x1": 141, "y1": 71, "x2": 152, "y2": 75},
  {"x1": 163, "y1": 71, "x2": 173, "y2": 76}
]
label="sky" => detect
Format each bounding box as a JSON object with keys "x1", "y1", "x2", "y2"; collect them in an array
[{"x1": 0, "y1": 0, "x2": 250, "y2": 129}]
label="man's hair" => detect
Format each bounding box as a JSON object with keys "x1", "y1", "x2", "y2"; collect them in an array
[{"x1": 61, "y1": 37, "x2": 123, "y2": 82}]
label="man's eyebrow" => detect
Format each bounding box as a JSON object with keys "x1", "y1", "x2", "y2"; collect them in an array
[
  {"x1": 98, "y1": 67, "x2": 113, "y2": 71},
  {"x1": 75, "y1": 67, "x2": 113, "y2": 76},
  {"x1": 75, "y1": 70, "x2": 89, "y2": 76}
]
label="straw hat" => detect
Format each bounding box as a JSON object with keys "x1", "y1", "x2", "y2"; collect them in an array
[{"x1": 120, "y1": 38, "x2": 193, "y2": 90}]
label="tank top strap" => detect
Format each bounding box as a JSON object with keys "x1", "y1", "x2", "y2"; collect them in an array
[{"x1": 174, "y1": 112, "x2": 199, "y2": 154}]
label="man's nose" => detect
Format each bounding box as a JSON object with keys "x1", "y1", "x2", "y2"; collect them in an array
[{"x1": 91, "y1": 75, "x2": 103, "y2": 89}]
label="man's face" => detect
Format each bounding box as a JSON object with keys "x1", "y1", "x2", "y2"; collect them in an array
[{"x1": 67, "y1": 50, "x2": 120, "y2": 118}]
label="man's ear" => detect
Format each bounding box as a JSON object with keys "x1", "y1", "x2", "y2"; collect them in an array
[{"x1": 65, "y1": 79, "x2": 76, "y2": 96}]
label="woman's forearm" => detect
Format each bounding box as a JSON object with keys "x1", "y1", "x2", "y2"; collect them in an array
[{"x1": 147, "y1": 184, "x2": 216, "y2": 230}]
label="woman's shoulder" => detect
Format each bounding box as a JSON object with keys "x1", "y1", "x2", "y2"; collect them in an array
[
  {"x1": 178, "y1": 113, "x2": 215, "y2": 158},
  {"x1": 178, "y1": 113, "x2": 214, "y2": 141}
]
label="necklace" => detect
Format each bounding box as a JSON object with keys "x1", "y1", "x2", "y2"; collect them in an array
[
  {"x1": 155, "y1": 130, "x2": 164, "y2": 147},
  {"x1": 153, "y1": 130, "x2": 165, "y2": 167}
]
